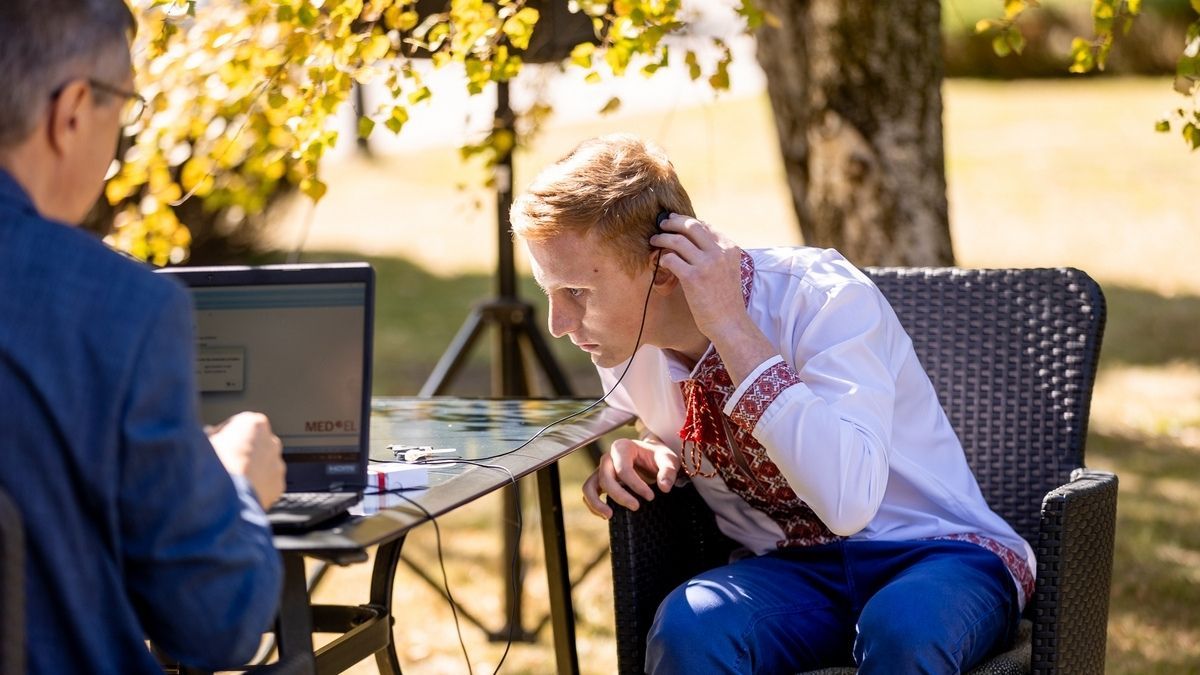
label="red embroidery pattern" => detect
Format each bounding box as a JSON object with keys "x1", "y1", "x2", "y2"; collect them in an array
[
  {"x1": 678, "y1": 251, "x2": 759, "y2": 473},
  {"x1": 680, "y1": 351, "x2": 839, "y2": 548},
  {"x1": 738, "y1": 250, "x2": 754, "y2": 306},
  {"x1": 679, "y1": 379, "x2": 720, "y2": 478},
  {"x1": 934, "y1": 532, "x2": 1035, "y2": 605},
  {"x1": 730, "y1": 361, "x2": 801, "y2": 432},
  {"x1": 677, "y1": 253, "x2": 839, "y2": 548}
]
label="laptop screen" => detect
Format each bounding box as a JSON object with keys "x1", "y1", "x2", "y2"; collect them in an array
[{"x1": 160, "y1": 264, "x2": 374, "y2": 492}]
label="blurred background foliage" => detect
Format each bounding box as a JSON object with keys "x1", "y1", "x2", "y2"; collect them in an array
[
  {"x1": 86, "y1": 3, "x2": 1199, "y2": 672},
  {"x1": 87, "y1": 0, "x2": 1200, "y2": 266},
  {"x1": 946, "y1": 0, "x2": 1198, "y2": 77},
  {"x1": 962, "y1": 0, "x2": 1200, "y2": 143},
  {"x1": 90, "y1": 0, "x2": 754, "y2": 264}
]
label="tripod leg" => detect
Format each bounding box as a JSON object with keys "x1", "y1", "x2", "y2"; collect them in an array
[
  {"x1": 495, "y1": 317, "x2": 529, "y2": 397},
  {"x1": 520, "y1": 318, "x2": 605, "y2": 465},
  {"x1": 420, "y1": 308, "x2": 487, "y2": 397},
  {"x1": 493, "y1": 314, "x2": 536, "y2": 642},
  {"x1": 537, "y1": 461, "x2": 580, "y2": 675},
  {"x1": 520, "y1": 311, "x2": 575, "y2": 396},
  {"x1": 494, "y1": 480, "x2": 533, "y2": 642}
]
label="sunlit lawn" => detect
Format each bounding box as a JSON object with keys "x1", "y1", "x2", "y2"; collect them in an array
[{"x1": 287, "y1": 77, "x2": 1200, "y2": 673}]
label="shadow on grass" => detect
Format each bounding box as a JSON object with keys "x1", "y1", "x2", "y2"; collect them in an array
[
  {"x1": 1099, "y1": 285, "x2": 1200, "y2": 369},
  {"x1": 1087, "y1": 431, "x2": 1200, "y2": 674}
]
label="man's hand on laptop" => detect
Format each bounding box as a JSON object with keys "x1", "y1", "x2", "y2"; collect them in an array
[{"x1": 208, "y1": 412, "x2": 286, "y2": 510}]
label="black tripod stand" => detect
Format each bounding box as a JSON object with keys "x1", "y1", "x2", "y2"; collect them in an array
[
  {"x1": 417, "y1": 81, "x2": 603, "y2": 650},
  {"x1": 420, "y1": 82, "x2": 574, "y2": 403}
]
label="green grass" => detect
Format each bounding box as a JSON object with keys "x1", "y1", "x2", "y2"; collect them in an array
[
  {"x1": 258, "y1": 250, "x2": 603, "y2": 398},
  {"x1": 290, "y1": 257, "x2": 1200, "y2": 674},
  {"x1": 1100, "y1": 286, "x2": 1200, "y2": 367},
  {"x1": 1090, "y1": 431, "x2": 1200, "y2": 673},
  {"x1": 291, "y1": 76, "x2": 1200, "y2": 673},
  {"x1": 941, "y1": 0, "x2": 1196, "y2": 35}
]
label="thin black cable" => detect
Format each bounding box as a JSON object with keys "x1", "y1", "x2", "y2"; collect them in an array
[
  {"x1": 361, "y1": 247, "x2": 661, "y2": 672},
  {"x1": 365, "y1": 459, "x2": 520, "y2": 675},
  {"x1": 452, "y1": 460, "x2": 520, "y2": 675},
  {"x1": 466, "y1": 249, "x2": 663, "y2": 463},
  {"x1": 388, "y1": 489, "x2": 475, "y2": 675},
  {"x1": 371, "y1": 240, "x2": 662, "y2": 470}
]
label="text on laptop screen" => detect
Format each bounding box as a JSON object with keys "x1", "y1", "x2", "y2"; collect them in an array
[{"x1": 190, "y1": 282, "x2": 366, "y2": 473}]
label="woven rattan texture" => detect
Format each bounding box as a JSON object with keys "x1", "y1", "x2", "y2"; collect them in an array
[
  {"x1": 610, "y1": 483, "x2": 736, "y2": 674},
  {"x1": 606, "y1": 268, "x2": 1113, "y2": 675},
  {"x1": 866, "y1": 268, "x2": 1105, "y2": 546},
  {"x1": 1031, "y1": 471, "x2": 1118, "y2": 675},
  {"x1": 972, "y1": 618, "x2": 1034, "y2": 675}
]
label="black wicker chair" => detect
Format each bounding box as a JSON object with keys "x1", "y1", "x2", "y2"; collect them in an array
[
  {"x1": 0, "y1": 487, "x2": 25, "y2": 675},
  {"x1": 607, "y1": 267, "x2": 1118, "y2": 675}
]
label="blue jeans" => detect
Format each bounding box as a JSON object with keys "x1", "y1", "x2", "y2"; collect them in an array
[{"x1": 645, "y1": 539, "x2": 1020, "y2": 674}]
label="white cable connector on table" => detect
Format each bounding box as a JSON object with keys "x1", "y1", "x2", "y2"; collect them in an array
[{"x1": 386, "y1": 445, "x2": 458, "y2": 463}]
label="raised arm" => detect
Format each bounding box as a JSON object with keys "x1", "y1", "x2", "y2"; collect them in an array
[{"x1": 654, "y1": 217, "x2": 896, "y2": 535}]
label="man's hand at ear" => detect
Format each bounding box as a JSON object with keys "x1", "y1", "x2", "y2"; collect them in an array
[
  {"x1": 651, "y1": 215, "x2": 778, "y2": 385},
  {"x1": 582, "y1": 436, "x2": 681, "y2": 519}
]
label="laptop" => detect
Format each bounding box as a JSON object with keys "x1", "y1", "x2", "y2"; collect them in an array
[{"x1": 159, "y1": 263, "x2": 374, "y2": 533}]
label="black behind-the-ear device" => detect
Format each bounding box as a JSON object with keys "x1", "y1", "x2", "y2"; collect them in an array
[{"x1": 654, "y1": 210, "x2": 670, "y2": 234}]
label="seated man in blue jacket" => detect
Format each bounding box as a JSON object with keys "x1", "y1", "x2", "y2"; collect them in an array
[{"x1": 0, "y1": 1, "x2": 286, "y2": 672}]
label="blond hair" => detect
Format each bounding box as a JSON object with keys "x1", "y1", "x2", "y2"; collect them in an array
[{"x1": 510, "y1": 134, "x2": 695, "y2": 274}]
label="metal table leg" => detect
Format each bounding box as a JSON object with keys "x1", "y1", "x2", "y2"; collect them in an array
[
  {"x1": 536, "y1": 461, "x2": 580, "y2": 675},
  {"x1": 275, "y1": 538, "x2": 406, "y2": 675},
  {"x1": 368, "y1": 537, "x2": 406, "y2": 675},
  {"x1": 276, "y1": 553, "x2": 317, "y2": 664}
]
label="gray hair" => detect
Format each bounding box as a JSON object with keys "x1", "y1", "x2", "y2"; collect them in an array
[{"x1": 0, "y1": 0, "x2": 136, "y2": 148}]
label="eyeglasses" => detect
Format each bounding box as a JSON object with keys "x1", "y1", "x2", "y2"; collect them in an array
[
  {"x1": 51, "y1": 78, "x2": 147, "y2": 127},
  {"x1": 87, "y1": 79, "x2": 147, "y2": 127}
]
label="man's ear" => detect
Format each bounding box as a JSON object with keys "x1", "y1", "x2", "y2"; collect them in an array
[
  {"x1": 651, "y1": 263, "x2": 677, "y2": 294},
  {"x1": 46, "y1": 80, "x2": 90, "y2": 157}
]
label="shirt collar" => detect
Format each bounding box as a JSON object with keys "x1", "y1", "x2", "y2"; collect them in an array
[{"x1": 0, "y1": 169, "x2": 39, "y2": 218}]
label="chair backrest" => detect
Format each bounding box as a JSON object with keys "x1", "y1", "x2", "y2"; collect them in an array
[
  {"x1": 0, "y1": 487, "x2": 25, "y2": 675},
  {"x1": 864, "y1": 268, "x2": 1106, "y2": 545}
]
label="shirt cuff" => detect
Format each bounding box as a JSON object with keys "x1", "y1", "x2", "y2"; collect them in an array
[
  {"x1": 723, "y1": 355, "x2": 803, "y2": 432},
  {"x1": 229, "y1": 473, "x2": 271, "y2": 529}
]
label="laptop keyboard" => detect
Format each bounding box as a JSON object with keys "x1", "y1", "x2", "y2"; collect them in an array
[
  {"x1": 273, "y1": 492, "x2": 355, "y2": 510},
  {"x1": 267, "y1": 492, "x2": 358, "y2": 533}
]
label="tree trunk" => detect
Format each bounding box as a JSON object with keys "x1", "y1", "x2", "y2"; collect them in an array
[{"x1": 754, "y1": 0, "x2": 954, "y2": 266}]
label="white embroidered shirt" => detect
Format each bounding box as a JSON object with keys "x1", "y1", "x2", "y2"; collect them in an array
[{"x1": 597, "y1": 246, "x2": 1036, "y2": 608}]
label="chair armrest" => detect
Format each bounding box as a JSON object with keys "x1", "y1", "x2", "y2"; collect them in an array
[
  {"x1": 247, "y1": 654, "x2": 315, "y2": 675},
  {"x1": 174, "y1": 653, "x2": 314, "y2": 675},
  {"x1": 608, "y1": 483, "x2": 737, "y2": 675},
  {"x1": 1031, "y1": 469, "x2": 1118, "y2": 675}
]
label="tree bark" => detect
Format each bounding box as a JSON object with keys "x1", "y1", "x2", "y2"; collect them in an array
[{"x1": 754, "y1": 0, "x2": 954, "y2": 266}]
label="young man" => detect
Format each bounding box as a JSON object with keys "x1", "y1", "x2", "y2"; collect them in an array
[
  {"x1": 511, "y1": 134, "x2": 1031, "y2": 673},
  {"x1": 0, "y1": 1, "x2": 285, "y2": 672}
]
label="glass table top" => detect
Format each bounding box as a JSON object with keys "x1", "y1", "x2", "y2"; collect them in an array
[
  {"x1": 369, "y1": 396, "x2": 628, "y2": 466},
  {"x1": 274, "y1": 397, "x2": 634, "y2": 557}
]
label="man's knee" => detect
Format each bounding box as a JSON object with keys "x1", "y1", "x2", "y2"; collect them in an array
[
  {"x1": 646, "y1": 582, "x2": 743, "y2": 673},
  {"x1": 855, "y1": 606, "x2": 959, "y2": 672},
  {"x1": 854, "y1": 596, "x2": 1011, "y2": 674}
]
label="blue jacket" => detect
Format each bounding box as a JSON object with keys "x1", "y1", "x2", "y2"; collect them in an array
[{"x1": 0, "y1": 170, "x2": 282, "y2": 673}]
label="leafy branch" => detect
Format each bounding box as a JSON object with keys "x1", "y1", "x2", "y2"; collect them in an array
[
  {"x1": 112, "y1": 0, "x2": 764, "y2": 263},
  {"x1": 976, "y1": 0, "x2": 1200, "y2": 151}
]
